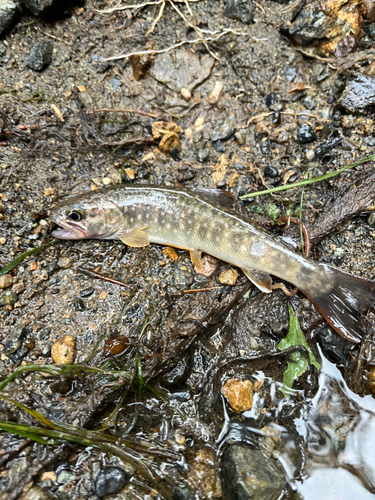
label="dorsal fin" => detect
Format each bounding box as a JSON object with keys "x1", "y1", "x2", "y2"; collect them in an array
[{"x1": 191, "y1": 188, "x2": 235, "y2": 209}]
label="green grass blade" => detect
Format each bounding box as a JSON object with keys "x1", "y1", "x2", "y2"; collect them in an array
[
  {"x1": 240, "y1": 153, "x2": 375, "y2": 199},
  {"x1": 0, "y1": 239, "x2": 60, "y2": 277}
]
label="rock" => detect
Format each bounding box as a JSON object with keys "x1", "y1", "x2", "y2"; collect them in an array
[
  {"x1": 80, "y1": 287, "x2": 95, "y2": 297},
  {"x1": 96, "y1": 466, "x2": 131, "y2": 497},
  {"x1": 339, "y1": 75, "x2": 375, "y2": 114},
  {"x1": 221, "y1": 445, "x2": 286, "y2": 500},
  {"x1": 364, "y1": 0, "x2": 375, "y2": 21},
  {"x1": 51, "y1": 335, "x2": 76, "y2": 365},
  {"x1": 284, "y1": 66, "x2": 297, "y2": 82},
  {"x1": 211, "y1": 115, "x2": 236, "y2": 142},
  {"x1": 0, "y1": 0, "x2": 19, "y2": 37},
  {"x1": 313, "y1": 136, "x2": 341, "y2": 159},
  {"x1": 218, "y1": 269, "x2": 239, "y2": 286},
  {"x1": 281, "y1": 0, "x2": 363, "y2": 58},
  {"x1": 103, "y1": 336, "x2": 129, "y2": 357},
  {"x1": 297, "y1": 123, "x2": 317, "y2": 144},
  {"x1": 222, "y1": 379, "x2": 253, "y2": 412},
  {"x1": 161, "y1": 358, "x2": 189, "y2": 386},
  {"x1": 225, "y1": 0, "x2": 254, "y2": 24},
  {"x1": 173, "y1": 485, "x2": 194, "y2": 500},
  {"x1": 208, "y1": 81, "x2": 224, "y2": 104},
  {"x1": 0, "y1": 290, "x2": 17, "y2": 306},
  {"x1": 57, "y1": 257, "x2": 73, "y2": 269},
  {"x1": 57, "y1": 470, "x2": 76, "y2": 484},
  {"x1": 151, "y1": 49, "x2": 214, "y2": 93},
  {"x1": 196, "y1": 148, "x2": 209, "y2": 163},
  {"x1": 23, "y1": 0, "x2": 61, "y2": 16},
  {"x1": 0, "y1": 274, "x2": 12, "y2": 288},
  {"x1": 264, "y1": 164, "x2": 278, "y2": 178},
  {"x1": 212, "y1": 140, "x2": 226, "y2": 153},
  {"x1": 303, "y1": 95, "x2": 316, "y2": 110},
  {"x1": 12, "y1": 282, "x2": 25, "y2": 294},
  {"x1": 265, "y1": 92, "x2": 277, "y2": 108},
  {"x1": 25, "y1": 41, "x2": 53, "y2": 71},
  {"x1": 2, "y1": 325, "x2": 25, "y2": 355},
  {"x1": 19, "y1": 485, "x2": 55, "y2": 500}
]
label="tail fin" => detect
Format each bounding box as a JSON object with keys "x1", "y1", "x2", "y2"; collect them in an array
[{"x1": 302, "y1": 268, "x2": 375, "y2": 343}]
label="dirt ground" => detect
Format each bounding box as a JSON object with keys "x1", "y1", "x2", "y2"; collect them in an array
[{"x1": 1, "y1": 0, "x2": 375, "y2": 499}]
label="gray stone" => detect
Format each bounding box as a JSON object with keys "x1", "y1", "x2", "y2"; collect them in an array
[
  {"x1": 25, "y1": 41, "x2": 53, "y2": 71},
  {"x1": 211, "y1": 115, "x2": 236, "y2": 142},
  {"x1": 225, "y1": 0, "x2": 254, "y2": 24},
  {"x1": 151, "y1": 49, "x2": 214, "y2": 92},
  {"x1": 24, "y1": 0, "x2": 60, "y2": 16},
  {"x1": 0, "y1": 0, "x2": 19, "y2": 37},
  {"x1": 96, "y1": 466, "x2": 130, "y2": 497},
  {"x1": 221, "y1": 445, "x2": 286, "y2": 500},
  {"x1": 19, "y1": 485, "x2": 55, "y2": 500},
  {"x1": 0, "y1": 290, "x2": 18, "y2": 306},
  {"x1": 196, "y1": 148, "x2": 209, "y2": 163},
  {"x1": 339, "y1": 75, "x2": 375, "y2": 114},
  {"x1": 2, "y1": 325, "x2": 25, "y2": 355}
]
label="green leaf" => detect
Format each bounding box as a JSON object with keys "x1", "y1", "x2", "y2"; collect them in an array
[{"x1": 277, "y1": 303, "x2": 320, "y2": 397}]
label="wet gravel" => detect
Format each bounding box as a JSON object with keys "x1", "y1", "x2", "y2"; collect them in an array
[{"x1": 1, "y1": 0, "x2": 375, "y2": 498}]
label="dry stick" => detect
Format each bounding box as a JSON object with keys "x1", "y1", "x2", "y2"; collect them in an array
[
  {"x1": 77, "y1": 267, "x2": 132, "y2": 289},
  {"x1": 102, "y1": 29, "x2": 241, "y2": 61},
  {"x1": 147, "y1": 0, "x2": 165, "y2": 34},
  {"x1": 183, "y1": 286, "x2": 223, "y2": 294},
  {"x1": 89, "y1": 108, "x2": 157, "y2": 118},
  {"x1": 96, "y1": 0, "x2": 164, "y2": 14}
]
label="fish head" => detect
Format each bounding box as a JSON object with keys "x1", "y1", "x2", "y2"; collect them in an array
[{"x1": 50, "y1": 191, "x2": 125, "y2": 240}]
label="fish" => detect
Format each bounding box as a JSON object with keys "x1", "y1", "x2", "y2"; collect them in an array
[{"x1": 50, "y1": 184, "x2": 375, "y2": 343}]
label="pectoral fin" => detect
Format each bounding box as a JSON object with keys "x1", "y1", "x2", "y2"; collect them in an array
[
  {"x1": 242, "y1": 269, "x2": 273, "y2": 293},
  {"x1": 118, "y1": 227, "x2": 149, "y2": 247},
  {"x1": 190, "y1": 250, "x2": 203, "y2": 269},
  {"x1": 189, "y1": 250, "x2": 217, "y2": 277}
]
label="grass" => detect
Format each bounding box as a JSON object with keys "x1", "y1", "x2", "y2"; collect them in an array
[{"x1": 240, "y1": 153, "x2": 375, "y2": 199}]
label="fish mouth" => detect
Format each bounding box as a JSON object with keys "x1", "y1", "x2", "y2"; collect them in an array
[{"x1": 51, "y1": 219, "x2": 86, "y2": 239}]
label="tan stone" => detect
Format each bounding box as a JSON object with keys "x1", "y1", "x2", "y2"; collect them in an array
[
  {"x1": 218, "y1": 269, "x2": 239, "y2": 286},
  {"x1": 51, "y1": 335, "x2": 76, "y2": 365},
  {"x1": 222, "y1": 378, "x2": 253, "y2": 412}
]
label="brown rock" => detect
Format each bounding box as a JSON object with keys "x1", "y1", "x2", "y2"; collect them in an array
[
  {"x1": 51, "y1": 335, "x2": 76, "y2": 365},
  {"x1": 0, "y1": 274, "x2": 13, "y2": 289},
  {"x1": 222, "y1": 378, "x2": 253, "y2": 412},
  {"x1": 218, "y1": 269, "x2": 239, "y2": 286}
]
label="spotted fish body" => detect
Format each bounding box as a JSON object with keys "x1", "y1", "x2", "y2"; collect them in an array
[{"x1": 50, "y1": 185, "x2": 375, "y2": 343}]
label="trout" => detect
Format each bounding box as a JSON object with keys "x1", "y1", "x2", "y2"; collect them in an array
[{"x1": 50, "y1": 185, "x2": 375, "y2": 343}]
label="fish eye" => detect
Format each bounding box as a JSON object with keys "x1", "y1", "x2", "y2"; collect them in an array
[{"x1": 67, "y1": 207, "x2": 84, "y2": 222}]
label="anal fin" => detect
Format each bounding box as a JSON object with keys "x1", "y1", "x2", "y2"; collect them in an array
[
  {"x1": 242, "y1": 269, "x2": 273, "y2": 293},
  {"x1": 118, "y1": 226, "x2": 149, "y2": 247}
]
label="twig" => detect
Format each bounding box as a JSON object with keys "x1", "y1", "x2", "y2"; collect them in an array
[
  {"x1": 101, "y1": 29, "x2": 242, "y2": 62},
  {"x1": 147, "y1": 0, "x2": 165, "y2": 34},
  {"x1": 77, "y1": 267, "x2": 132, "y2": 289},
  {"x1": 239, "y1": 153, "x2": 375, "y2": 199},
  {"x1": 89, "y1": 108, "x2": 157, "y2": 118},
  {"x1": 96, "y1": 0, "x2": 164, "y2": 14},
  {"x1": 183, "y1": 286, "x2": 223, "y2": 293}
]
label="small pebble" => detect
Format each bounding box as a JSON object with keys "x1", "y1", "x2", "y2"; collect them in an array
[
  {"x1": 180, "y1": 87, "x2": 191, "y2": 101},
  {"x1": 96, "y1": 467, "x2": 131, "y2": 497},
  {"x1": 297, "y1": 123, "x2": 317, "y2": 144},
  {"x1": 102, "y1": 177, "x2": 111, "y2": 185},
  {"x1": 0, "y1": 290, "x2": 17, "y2": 307},
  {"x1": 41, "y1": 471, "x2": 57, "y2": 482},
  {"x1": 30, "y1": 262, "x2": 37, "y2": 271},
  {"x1": 12, "y1": 282, "x2": 25, "y2": 294},
  {"x1": 51, "y1": 335, "x2": 76, "y2": 365},
  {"x1": 58, "y1": 257, "x2": 73, "y2": 269},
  {"x1": 103, "y1": 336, "x2": 129, "y2": 357},
  {"x1": 44, "y1": 187, "x2": 55, "y2": 196},
  {"x1": 99, "y1": 291, "x2": 107, "y2": 300},
  {"x1": 219, "y1": 269, "x2": 239, "y2": 286},
  {"x1": 222, "y1": 378, "x2": 253, "y2": 412},
  {"x1": 264, "y1": 164, "x2": 278, "y2": 178},
  {"x1": 0, "y1": 274, "x2": 13, "y2": 289},
  {"x1": 162, "y1": 247, "x2": 179, "y2": 261},
  {"x1": 2, "y1": 325, "x2": 25, "y2": 355},
  {"x1": 0, "y1": 237, "x2": 6, "y2": 244}
]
